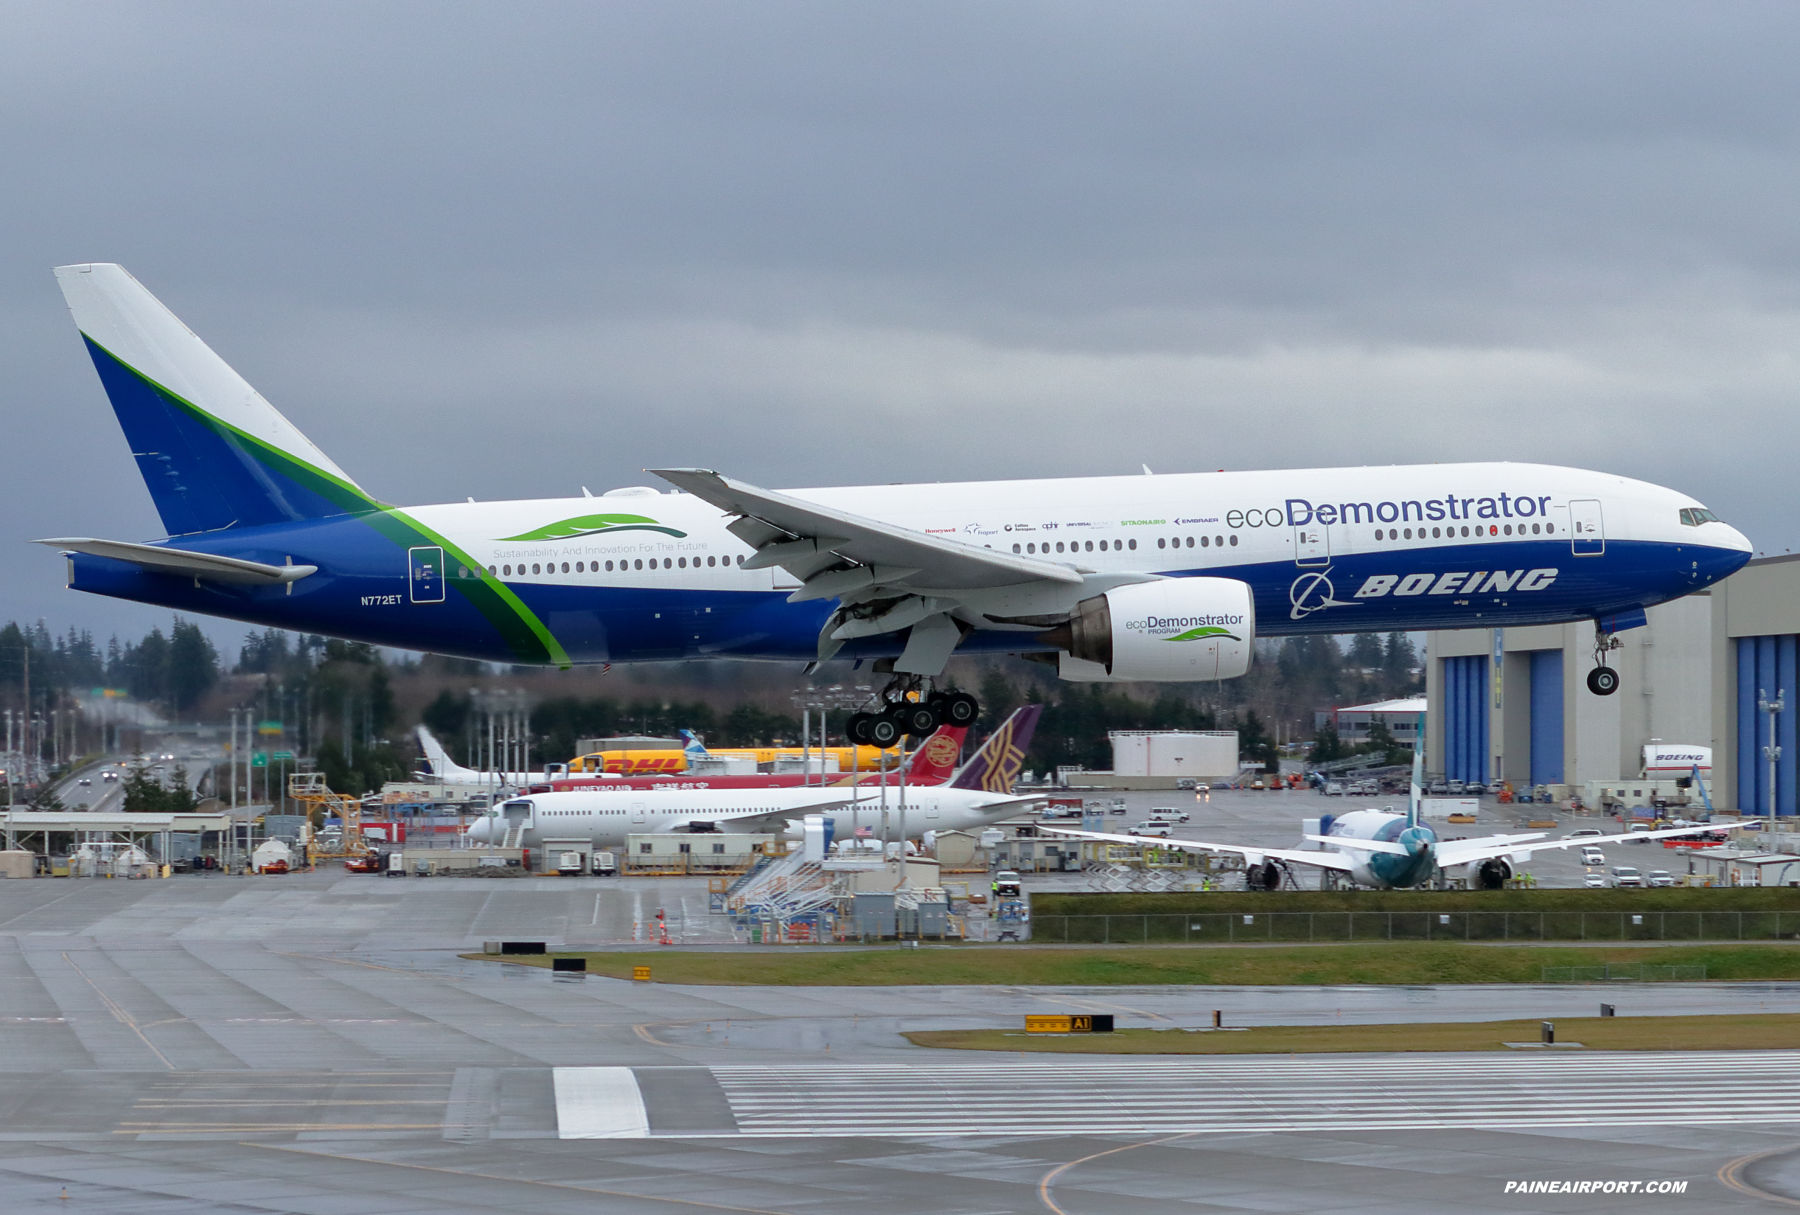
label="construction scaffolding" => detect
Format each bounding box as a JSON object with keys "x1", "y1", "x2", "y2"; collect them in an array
[{"x1": 286, "y1": 773, "x2": 375, "y2": 862}]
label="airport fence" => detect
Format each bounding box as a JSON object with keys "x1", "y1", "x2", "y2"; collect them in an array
[
  {"x1": 1540, "y1": 964, "x2": 1707, "y2": 983},
  {"x1": 1026, "y1": 911, "x2": 1800, "y2": 944}
]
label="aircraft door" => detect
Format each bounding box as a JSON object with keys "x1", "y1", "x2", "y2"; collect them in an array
[
  {"x1": 1568, "y1": 500, "x2": 1605, "y2": 557},
  {"x1": 1294, "y1": 524, "x2": 1330, "y2": 567},
  {"x1": 503, "y1": 799, "x2": 534, "y2": 831},
  {"x1": 408, "y1": 546, "x2": 446, "y2": 602},
  {"x1": 631, "y1": 802, "x2": 646, "y2": 824},
  {"x1": 925, "y1": 798, "x2": 940, "y2": 820}
]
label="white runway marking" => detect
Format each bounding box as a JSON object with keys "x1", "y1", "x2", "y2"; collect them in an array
[
  {"x1": 701, "y1": 1053, "x2": 1800, "y2": 1137},
  {"x1": 554, "y1": 1067, "x2": 650, "y2": 1138}
]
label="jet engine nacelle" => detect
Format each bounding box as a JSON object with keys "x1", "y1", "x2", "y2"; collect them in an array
[
  {"x1": 1470, "y1": 857, "x2": 1513, "y2": 890},
  {"x1": 1046, "y1": 578, "x2": 1255, "y2": 681}
]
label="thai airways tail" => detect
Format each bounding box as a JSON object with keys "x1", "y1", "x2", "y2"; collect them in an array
[
  {"x1": 53, "y1": 263, "x2": 379, "y2": 537},
  {"x1": 949, "y1": 705, "x2": 1043, "y2": 793}
]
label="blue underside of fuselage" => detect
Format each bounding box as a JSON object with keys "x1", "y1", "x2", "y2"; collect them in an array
[{"x1": 62, "y1": 514, "x2": 1748, "y2": 667}]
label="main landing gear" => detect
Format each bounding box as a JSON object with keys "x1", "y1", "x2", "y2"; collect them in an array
[
  {"x1": 1587, "y1": 622, "x2": 1623, "y2": 697},
  {"x1": 843, "y1": 678, "x2": 980, "y2": 747}
]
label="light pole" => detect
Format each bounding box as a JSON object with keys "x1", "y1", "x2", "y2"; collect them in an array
[{"x1": 1761, "y1": 688, "x2": 1785, "y2": 820}]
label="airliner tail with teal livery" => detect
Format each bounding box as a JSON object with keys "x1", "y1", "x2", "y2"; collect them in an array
[{"x1": 40, "y1": 263, "x2": 1753, "y2": 723}]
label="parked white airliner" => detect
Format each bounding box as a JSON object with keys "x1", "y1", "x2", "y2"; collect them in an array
[{"x1": 464, "y1": 706, "x2": 1043, "y2": 849}]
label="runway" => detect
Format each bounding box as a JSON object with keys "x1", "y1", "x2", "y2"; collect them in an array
[
  {"x1": 6, "y1": 872, "x2": 1800, "y2": 1211},
  {"x1": 557, "y1": 1054, "x2": 1800, "y2": 1138}
]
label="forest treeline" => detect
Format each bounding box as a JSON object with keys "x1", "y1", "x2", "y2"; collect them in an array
[{"x1": 1, "y1": 616, "x2": 1420, "y2": 793}]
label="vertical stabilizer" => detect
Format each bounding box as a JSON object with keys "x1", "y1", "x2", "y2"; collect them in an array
[
  {"x1": 950, "y1": 705, "x2": 1043, "y2": 792},
  {"x1": 54, "y1": 263, "x2": 376, "y2": 535}
]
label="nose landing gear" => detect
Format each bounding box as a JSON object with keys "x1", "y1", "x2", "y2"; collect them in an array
[{"x1": 1587, "y1": 622, "x2": 1623, "y2": 696}]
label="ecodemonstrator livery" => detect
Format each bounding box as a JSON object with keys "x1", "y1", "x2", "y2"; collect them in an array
[{"x1": 41, "y1": 264, "x2": 1752, "y2": 733}]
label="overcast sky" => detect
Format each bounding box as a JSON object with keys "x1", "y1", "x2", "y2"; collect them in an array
[{"x1": 6, "y1": 2, "x2": 1800, "y2": 652}]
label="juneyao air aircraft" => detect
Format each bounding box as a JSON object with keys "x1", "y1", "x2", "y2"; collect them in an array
[
  {"x1": 464, "y1": 706, "x2": 1041, "y2": 848},
  {"x1": 1043, "y1": 759, "x2": 1759, "y2": 890},
  {"x1": 42, "y1": 264, "x2": 1752, "y2": 733}
]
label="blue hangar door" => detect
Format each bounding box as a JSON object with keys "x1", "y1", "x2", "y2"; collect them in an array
[
  {"x1": 1441, "y1": 656, "x2": 1489, "y2": 785},
  {"x1": 1528, "y1": 650, "x2": 1564, "y2": 788}
]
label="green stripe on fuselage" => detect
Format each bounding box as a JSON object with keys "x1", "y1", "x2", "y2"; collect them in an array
[{"x1": 85, "y1": 335, "x2": 571, "y2": 666}]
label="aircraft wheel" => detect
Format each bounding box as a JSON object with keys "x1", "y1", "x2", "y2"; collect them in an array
[
  {"x1": 1587, "y1": 667, "x2": 1620, "y2": 696},
  {"x1": 866, "y1": 714, "x2": 902, "y2": 748},
  {"x1": 845, "y1": 712, "x2": 876, "y2": 746},
  {"x1": 940, "y1": 691, "x2": 979, "y2": 727},
  {"x1": 899, "y1": 701, "x2": 939, "y2": 737}
]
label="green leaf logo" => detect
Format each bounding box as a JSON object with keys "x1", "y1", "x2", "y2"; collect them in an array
[
  {"x1": 497, "y1": 513, "x2": 688, "y2": 542},
  {"x1": 1166, "y1": 626, "x2": 1240, "y2": 643}
]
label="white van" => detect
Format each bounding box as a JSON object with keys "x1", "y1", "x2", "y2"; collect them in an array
[
  {"x1": 1610, "y1": 866, "x2": 1643, "y2": 888},
  {"x1": 1147, "y1": 807, "x2": 1190, "y2": 824}
]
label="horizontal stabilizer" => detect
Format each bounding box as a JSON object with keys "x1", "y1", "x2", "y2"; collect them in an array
[{"x1": 38, "y1": 537, "x2": 316, "y2": 585}]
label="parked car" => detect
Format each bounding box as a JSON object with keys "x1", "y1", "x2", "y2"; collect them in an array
[
  {"x1": 1580, "y1": 847, "x2": 1605, "y2": 866},
  {"x1": 1565, "y1": 828, "x2": 1604, "y2": 840},
  {"x1": 1446, "y1": 779, "x2": 1466, "y2": 795},
  {"x1": 1645, "y1": 869, "x2": 1676, "y2": 887},
  {"x1": 1127, "y1": 821, "x2": 1175, "y2": 837},
  {"x1": 1323, "y1": 781, "x2": 1346, "y2": 797},
  {"x1": 1428, "y1": 781, "x2": 1449, "y2": 795},
  {"x1": 1583, "y1": 873, "x2": 1607, "y2": 888},
  {"x1": 1610, "y1": 866, "x2": 1644, "y2": 888}
]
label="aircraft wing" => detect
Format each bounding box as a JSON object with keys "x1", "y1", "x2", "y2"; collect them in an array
[
  {"x1": 1300, "y1": 835, "x2": 1410, "y2": 856},
  {"x1": 704, "y1": 790, "x2": 879, "y2": 834},
  {"x1": 649, "y1": 468, "x2": 1084, "y2": 593},
  {"x1": 1038, "y1": 827, "x2": 1358, "y2": 872},
  {"x1": 1434, "y1": 821, "x2": 1753, "y2": 869}
]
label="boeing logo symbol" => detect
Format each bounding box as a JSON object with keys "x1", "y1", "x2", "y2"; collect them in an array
[{"x1": 1289, "y1": 568, "x2": 1360, "y2": 620}]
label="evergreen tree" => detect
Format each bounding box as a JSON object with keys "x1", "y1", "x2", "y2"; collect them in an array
[{"x1": 167, "y1": 619, "x2": 219, "y2": 713}]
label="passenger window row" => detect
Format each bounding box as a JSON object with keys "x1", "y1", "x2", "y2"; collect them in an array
[
  {"x1": 1372, "y1": 523, "x2": 1556, "y2": 542},
  {"x1": 1158, "y1": 535, "x2": 1235, "y2": 549},
  {"x1": 488, "y1": 554, "x2": 748, "y2": 578},
  {"x1": 1011, "y1": 538, "x2": 1138, "y2": 555}
]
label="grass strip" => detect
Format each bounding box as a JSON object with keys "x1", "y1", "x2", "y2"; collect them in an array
[
  {"x1": 904, "y1": 1013, "x2": 1800, "y2": 1054},
  {"x1": 467, "y1": 941, "x2": 1800, "y2": 986}
]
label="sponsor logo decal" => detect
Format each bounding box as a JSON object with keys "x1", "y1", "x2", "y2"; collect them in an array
[
  {"x1": 1126, "y1": 613, "x2": 1245, "y2": 641},
  {"x1": 497, "y1": 513, "x2": 687, "y2": 542}
]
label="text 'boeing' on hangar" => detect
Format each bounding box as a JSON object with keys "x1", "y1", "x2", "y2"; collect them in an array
[{"x1": 1425, "y1": 552, "x2": 1800, "y2": 815}]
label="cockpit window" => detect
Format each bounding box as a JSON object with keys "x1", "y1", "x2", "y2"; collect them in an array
[{"x1": 1679, "y1": 507, "x2": 1722, "y2": 526}]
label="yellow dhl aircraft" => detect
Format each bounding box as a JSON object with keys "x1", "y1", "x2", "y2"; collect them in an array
[{"x1": 570, "y1": 730, "x2": 899, "y2": 775}]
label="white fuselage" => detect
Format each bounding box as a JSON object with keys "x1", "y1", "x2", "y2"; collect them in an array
[{"x1": 464, "y1": 783, "x2": 1033, "y2": 848}]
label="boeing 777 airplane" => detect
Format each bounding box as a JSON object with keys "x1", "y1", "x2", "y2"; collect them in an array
[{"x1": 40, "y1": 264, "x2": 1752, "y2": 735}]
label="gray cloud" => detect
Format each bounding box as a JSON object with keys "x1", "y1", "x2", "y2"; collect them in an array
[{"x1": 6, "y1": 1, "x2": 1800, "y2": 645}]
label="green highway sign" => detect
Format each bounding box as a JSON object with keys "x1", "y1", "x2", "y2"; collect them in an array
[
  {"x1": 272, "y1": 751, "x2": 294, "y2": 762},
  {"x1": 250, "y1": 752, "x2": 269, "y2": 768}
]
